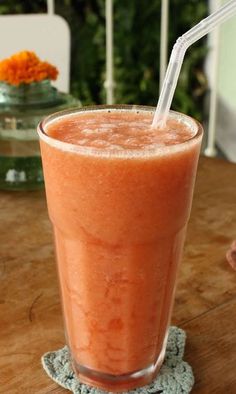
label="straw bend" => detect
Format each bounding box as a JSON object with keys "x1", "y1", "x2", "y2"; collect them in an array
[{"x1": 152, "y1": 0, "x2": 236, "y2": 128}]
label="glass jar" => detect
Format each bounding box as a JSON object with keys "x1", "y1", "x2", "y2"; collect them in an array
[{"x1": 0, "y1": 80, "x2": 80, "y2": 190}]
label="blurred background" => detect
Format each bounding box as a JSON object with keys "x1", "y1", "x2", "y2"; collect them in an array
[
  {"x1": 0, "y1": 0, "x2": 208, "y2": 118},
  {"x1": 0, "y1": 0, "x2": 236, "y2": 161}
]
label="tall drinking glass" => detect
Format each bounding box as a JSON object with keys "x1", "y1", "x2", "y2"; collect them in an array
[{"x1": 38, "y1": 105, "x2": 203, "y2": 392}]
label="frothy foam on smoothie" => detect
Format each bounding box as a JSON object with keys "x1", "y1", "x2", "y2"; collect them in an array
[{"x1": 45, "y1": 110, "x2": 197, "y2": 154}]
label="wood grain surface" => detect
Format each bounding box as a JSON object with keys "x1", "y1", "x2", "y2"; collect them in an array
[{"x1": 0, "y1": 156, "x2": 236, "y2": 393}]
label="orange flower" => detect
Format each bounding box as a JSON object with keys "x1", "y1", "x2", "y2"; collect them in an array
[{"x1": 0, "y1": 51, "x2": 58, "y2": 86}]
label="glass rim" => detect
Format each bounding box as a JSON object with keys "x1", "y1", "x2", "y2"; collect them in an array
[{"x1": 37, "y1": 104, "x2": 203, "y2": 158}]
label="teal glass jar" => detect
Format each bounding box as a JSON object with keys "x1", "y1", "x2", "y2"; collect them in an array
[{"x1": 0, "y1": 80, "x2": 80, "y2": 190}]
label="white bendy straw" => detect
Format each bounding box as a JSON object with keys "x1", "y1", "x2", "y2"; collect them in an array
[{"x1": 152, "y1": 0, "x2": 236, "y2": 128}]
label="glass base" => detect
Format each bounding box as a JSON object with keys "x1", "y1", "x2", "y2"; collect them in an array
[{"x1": 72, "y1": 346, "x2": 166, "y2": 392}]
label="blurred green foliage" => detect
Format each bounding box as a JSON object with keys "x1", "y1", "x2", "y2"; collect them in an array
[{"x1": 0, "y1": 0, "x2": 208, "y2": 120}]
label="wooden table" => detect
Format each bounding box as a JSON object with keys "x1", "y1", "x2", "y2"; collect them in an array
[{"x1": 1, "y1": 156, "x2": 236, "y2": 393}]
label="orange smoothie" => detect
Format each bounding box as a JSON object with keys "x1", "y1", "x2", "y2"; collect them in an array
[{"x1": 38, "y1": 106, "x2": 202, "y2": 391}]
